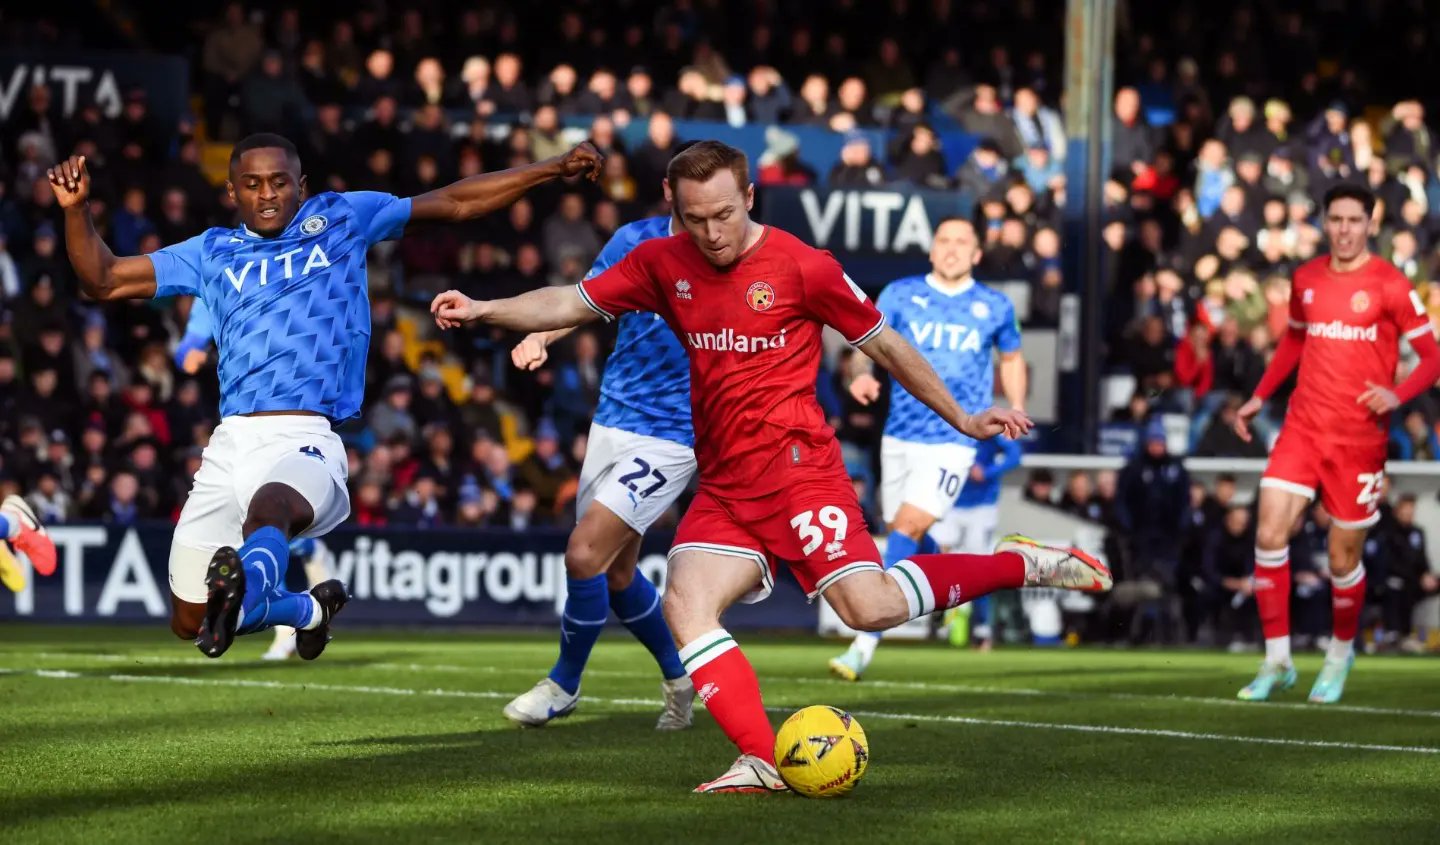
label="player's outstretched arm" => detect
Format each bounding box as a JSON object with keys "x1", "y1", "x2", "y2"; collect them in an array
[
  {"x1": 408, "y1": 142, "x2": 603, "y2": 223},
  {"x1": 1236, "y1": 325, "x2": 1306, "y2": 442},
  {"x1": 49, "y1": 155, "x2": 158, "y2": 300},
  {"x1": 858, "y1": 325, "x2": 1032, "y2": 440},
  {"x1": 431, "y1": 286, "x2": 599, "y2": 333}
]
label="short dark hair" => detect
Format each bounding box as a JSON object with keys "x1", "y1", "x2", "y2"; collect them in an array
[
  {"x1": 1322, "y1": 183, "x2": 1376, "y2": 218},
  {"x1": 1399, "y1": 492, "x2": 1418, "y2": 506},
  {"x1": 229, "y1": 133, "x2": 300, "y2": 168},
  {"x1": 934, "y1": 215, "x2": 976, "y2": 235},
  {"x1": 666, "y1": 140, "x2": 749, "y2": 190},
  {"x1": 1216, "y1": 472, "x2": 1237, "y2": 485}
]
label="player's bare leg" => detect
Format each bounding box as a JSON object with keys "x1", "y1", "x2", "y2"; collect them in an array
[
  {"x1": 1310, "y1": 523, "x2": 1366, "y2": 703},
  {"x1": 506, "y1": 503, "x2": 692, "y2": 728},
  {"x1": 1238, "y1": 484, "x2": 1311, "y2": 701},
  {"x1": 831, "y1": 503, "x2": 937, "y2": 680},
  {"x1": 665, "y1": 549, "x2": 788, "y2": 794}
]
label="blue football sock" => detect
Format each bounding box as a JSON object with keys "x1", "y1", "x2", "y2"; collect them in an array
[
  {"x1": 548, "y1": 575, "x2": 608, "y2": 695},
  {"x1": 238, "y1": 589, "x2": 316, "y2": 634},
  {"x1": 237, "y1": 526, "x2": 291, "y2": 634},
  {"x1": 857, "y1": 530, "x2": 923, "y2": 646},
  {"x1": 610, "y1": 570, "x2": 685, "y2": 681}
]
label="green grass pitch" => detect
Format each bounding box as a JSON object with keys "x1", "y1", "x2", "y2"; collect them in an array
[{"x1": 2, "y1": 625, "x2": 1437, "y2": 844}]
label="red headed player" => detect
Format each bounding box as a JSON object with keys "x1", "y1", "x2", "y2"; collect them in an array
[
  {"x1": 1235, "y1": 184, "x2": 1440, "y2": 704},
  {"x1": 431, "y1": 142, "x2": 1111, "y2": 792}
]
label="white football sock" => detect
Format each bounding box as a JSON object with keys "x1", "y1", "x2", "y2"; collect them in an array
[
  {"x1": 1264, "y1": 635, "x2": 1292, "y2": 667},
  {"x1": 852, "y1": 632, "x2": 880, "y2": 664},
  {"x1": 1326, "y1": 637, "x2": 1354, "y2": 663},
  {"x1": 301, "y1": 595, "x2": 324, "y2": 630}
]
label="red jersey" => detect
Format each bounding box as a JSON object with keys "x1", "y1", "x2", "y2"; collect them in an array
[
  {"x1": 578, "y1": 226, "x2": 884, "y2": 499},
  {"x1": 1285, "y1": 255, "x2": 1430, "y2": 444}
]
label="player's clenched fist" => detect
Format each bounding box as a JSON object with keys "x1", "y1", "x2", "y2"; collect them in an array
[
  {"x1": 48, "y1": 155, "x2": 91, "y2": 208},
  {"x1": 848, "y1": 373, "x2": 882, "y2": 405},
  {"x1": 962, "y1": 407, "x2": 1033, "y2": 441},
  {"x1": 512, "y1": 334, "x2": 550, "y2": 370},
  {"x1": 431, "y1": 289, "x2": 482, "y2": 329},
  {"x1": 558, "y1": 141, "x2": 604, "y2": 181}
]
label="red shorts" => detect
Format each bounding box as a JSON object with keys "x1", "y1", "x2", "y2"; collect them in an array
[
  {"x1": 671, "y1": 474, "x2": 883, "y2": 603},
  {"x1": 1261, "y1": 426, "x2": 1387, "y2": 529}
]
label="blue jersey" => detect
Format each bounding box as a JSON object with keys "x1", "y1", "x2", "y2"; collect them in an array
[
  {"x1": 878, "y1": 275, "x2": 1020, "y2": 446},
  {"x1": 954, "y1": 436, "x2": 1022, "y2": 508},
  {"x1": 150, "y1": 191, "x2": 410, "y2": 422},
  {"x1": 586, "y1": 216, "x2": 693, "y2": 447}
]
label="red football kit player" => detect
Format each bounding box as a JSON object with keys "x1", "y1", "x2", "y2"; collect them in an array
[
  {"x1": 1235, "y1": 185, "x2": 1440, "y2": 705},
  {"x1": 431, "y1": 142, "x2": 1111, "y2": 793}
]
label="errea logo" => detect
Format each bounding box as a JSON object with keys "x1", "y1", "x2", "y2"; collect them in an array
[
  {"x1": 300, "y1": 214, "x2": 328, "y2": 235},
  {"x1": 675, "y1": 279, "x2": 692, "y2": 300}
]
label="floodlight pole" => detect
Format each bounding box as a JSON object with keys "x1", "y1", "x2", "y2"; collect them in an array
[{"x1": 1058, "y1": 0, "x2": 1117, "y2": 453}]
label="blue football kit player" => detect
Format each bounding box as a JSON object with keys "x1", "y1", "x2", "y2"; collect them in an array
[
  {"x1": 830, "y1": 217, "x2": 1028, "y2": 680},
  {"x1": 502, "y1": 204, "x2": 698, "y2": 730},
  {"x1": 935, "y1": 435, "x2": 1024, "y2": 649},
  {"x1": 49, "y1": 134, "x2": 601, "y2": 659}
]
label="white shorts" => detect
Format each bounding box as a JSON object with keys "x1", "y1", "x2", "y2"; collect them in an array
[
  {"x1": 577, "y1": 423, "x2": 697, "y2": 534},
  {"x1": 169, "y1": 415, "x2": 350, "y2": 603},
  {"x1": 933, "y1": 504, "x2": 1000, "y2": 554},
  {"x1": 879, "y1": 436, "x2": 978, "y2": 524}
]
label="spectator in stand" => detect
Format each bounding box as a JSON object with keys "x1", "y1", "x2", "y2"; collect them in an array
[
  {"x1": 745, "y1": 66, "x2": 791, "y2": 125},
  {"x1": 756, "y1": 127, "x2": 815, "y2": 187},
  {"x1": 483, "y1": 53, "x2": 534, "y2": 115},
  {"x1": 829, "y1": 133, "x2": 886, "y2": 188},
  {"x1": 892, "y1": 124, "x2": 950, "y2": 190},
  {"x1": 1373, "y1": 493, "x2": 1433, "y2": 650},
  {"x1": 1011, "y1": 87, "x2": 1065, "y2": 164},
  {"x1": 1110, "y1": 420, "x2": 1190, "y2": 641},
  {"x1": 1390, "y1": 409, "x2": 1440, "y2": 460},
  {"x1": 956, "y1": 139, "x2": 1009, "y2": 198},
  {"x1": 791, "y1": 74, "x2": 833, "y2": 127},
  {"x1": 1173, "y1": 322, "x2": 1214, "y2": 413},
  {"x1": 955, "y1": 84, "x2": 1022, "y2": 160},
  {"x1": 1210, "y1": 504, "x2": 1259, "y2": 650},
  {"x1": 1112, "y1": 87, "x2": 1155, "y2": 176}
]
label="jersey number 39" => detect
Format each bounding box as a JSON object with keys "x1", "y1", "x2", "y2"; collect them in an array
[{"x1": 790, "y1": 506, "x2": 849, "y2": 556}]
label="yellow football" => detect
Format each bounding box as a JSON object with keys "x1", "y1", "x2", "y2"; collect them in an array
[{"x1": 773, "y1": 705, "x2": 869, "y2": 798}]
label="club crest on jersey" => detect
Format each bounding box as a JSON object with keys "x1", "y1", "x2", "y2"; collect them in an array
[
  {"x1": 299, "y1": 214, "x2": 328, "y2": 235},
  {"x1": 747, "y1": 281, "x2": 776, "y2": 312},
  {"x1": 1350, "y1": 291, "x2": 1370, "y2": 313},
  {"x1": 675, "y1": 279, "x2": 692, "y2": 300},
  {"x1": 1303, "y1": 289, "x2": 1315, "y2": 304},
  {"x1": 970, "y1": 301, "x2": 991, "y2": 320}
]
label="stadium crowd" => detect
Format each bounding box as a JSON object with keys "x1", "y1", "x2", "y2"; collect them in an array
[{"x1": 2, "y1": 1, "x2": 1439, "y2": 646}]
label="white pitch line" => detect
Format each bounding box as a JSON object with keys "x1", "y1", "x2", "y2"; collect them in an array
[
  {"x1": 3, "y1": 667, "x2": 1437, "y2": 756},
  {"x1": 6, "y1": 651, "x2": 1440, "y2": 720}
]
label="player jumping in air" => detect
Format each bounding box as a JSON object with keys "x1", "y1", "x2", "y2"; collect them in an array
[
  {"x1": 431, "y1": 141, "x2": 1111, "y2": 792},
  {"x1": 501, "y1": 188, "x2": 697, "y2": 730},
  {"x1": 828, "y1": 217, "x2": 1028, "y2": 681},
  {"x1": 49, "y1": 135, "x2": 601, "y2": 659},
  {"x1": 1234, "y1": 184, "x2": 1440, "y2": 704}
]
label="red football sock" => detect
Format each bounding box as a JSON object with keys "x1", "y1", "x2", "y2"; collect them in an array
[
  {"x1": 885, "y1": 552, "x2": 1025, "y2": 617},
  {"x1": 1253, "y1": 546, "x2": 1291, "y2": 641},
  {"x1": 678, "y1": 629, "x2": 774, "y2": 760},
  {"x1": 1331, "y1": 565, "x2": 1366, "y2": 643}
]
